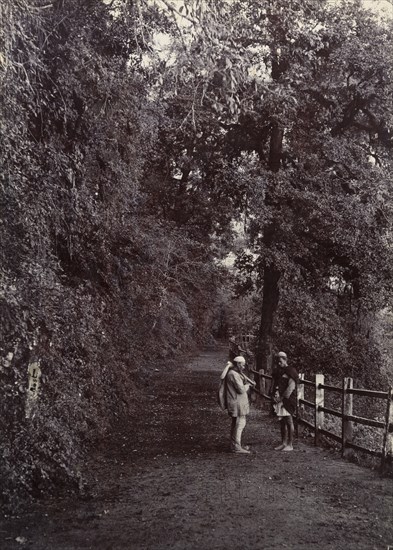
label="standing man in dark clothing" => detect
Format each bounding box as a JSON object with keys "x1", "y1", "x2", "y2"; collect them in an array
[{"x1": 272, "y1": 351, "x2": 298, "y2": 451}]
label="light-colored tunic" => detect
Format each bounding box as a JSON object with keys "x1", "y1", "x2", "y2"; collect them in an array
[
  {"x1": 225, "y1": 369, "x2": 250, "y2": 417},
  {"x1": 273, "y1": 376, "x2": 296, "y2": 417}
]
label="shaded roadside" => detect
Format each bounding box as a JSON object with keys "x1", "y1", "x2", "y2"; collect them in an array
[{"x1": 1, "y1": 347, "x2": 393, "y2": 550}]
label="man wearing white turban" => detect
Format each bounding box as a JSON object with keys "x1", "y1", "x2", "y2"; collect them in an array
[{"x1": 220, "y1": 356, "x2": 253, "y2": 454}]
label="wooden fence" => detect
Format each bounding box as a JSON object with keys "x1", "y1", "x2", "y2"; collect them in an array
[{"x1": 251, "y1": 368, "x2": 393, "y2": 472}]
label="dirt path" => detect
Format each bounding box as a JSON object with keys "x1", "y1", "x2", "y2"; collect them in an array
[{"x1": 1, "y1": 348, "x2": 393, "y2": 550}]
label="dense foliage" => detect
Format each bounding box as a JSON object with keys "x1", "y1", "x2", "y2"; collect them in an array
[
  {"x1": 0, "y1": 0, "x2": 225, "y2": 507},
  {"x1": 157, "y1": 0, "x2": 393, "y2": 379},
  {"x1": 1, "y1": 0, "x2": 392, "y2": 506}
]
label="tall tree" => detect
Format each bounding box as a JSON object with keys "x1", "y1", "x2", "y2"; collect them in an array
[{"x1": 142, "y1": 0, "x2": 393, "y2": 373}]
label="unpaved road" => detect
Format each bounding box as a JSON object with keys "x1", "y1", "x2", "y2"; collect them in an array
[{"x1": 1, "y1": 348, "x2": 393, "y2": 550}]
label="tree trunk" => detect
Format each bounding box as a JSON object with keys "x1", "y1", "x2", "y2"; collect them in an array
[
  {"x1": 268, "y1": 124, "x2": 284, "y2": 172},
  {"x1": 256, "y1": 263, "x2": 281, "y2": 371},
  {"x1": 256, "y1": 122, "x2": 283, "y2": 371}
]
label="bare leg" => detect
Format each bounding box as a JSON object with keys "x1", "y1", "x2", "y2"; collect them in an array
[
  {"x1": 274, "y1": 418, "x2": 287, "y2": 450},
  {"x1": 282, "y1": 416, "x2": 294, "y2": 451}
]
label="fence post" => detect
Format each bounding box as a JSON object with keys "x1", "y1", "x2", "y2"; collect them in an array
[
  {"x1": 381, "y1": 387, "x2": 393, "y2": 473},
  {"x1": 296, "y1": 374, "x2": 304, "y2": 437},
  {"x1": 315, "y1": 374, "x2": 324, "y2": 445},
  {"x1": 342, "y1": 377, "x2": 353, "y2": 458}
]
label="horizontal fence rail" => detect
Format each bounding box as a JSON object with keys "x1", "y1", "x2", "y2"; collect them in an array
[
  {"x1": 250, "y1": 368, "x2": 393, "y2": 471},
  {"x1": 347, "y1": 389, "x2": 389, "y2": 399},
  {"x1": 299, "y1": 398, "x2": 316, "y2": 409},
  {"x1": 319, "y1": 383, "x2": 342, "y2": 394}
]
